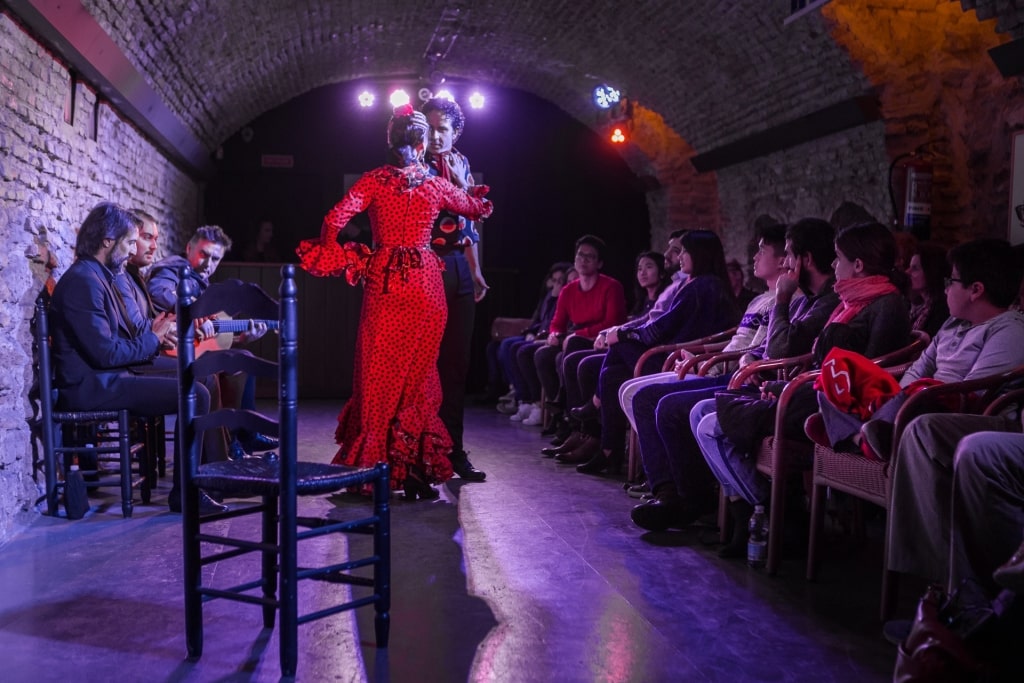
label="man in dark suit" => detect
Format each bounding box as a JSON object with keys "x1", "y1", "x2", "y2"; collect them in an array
[{"x1": 49, "y1": 202, "x2": 223, "y2": 513}]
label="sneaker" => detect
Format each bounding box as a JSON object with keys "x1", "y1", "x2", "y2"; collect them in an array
[
  {"x1": 522, "y1": 404, "x2": 543, "y2": 426},
  {"x1": 510, "y1": 402, "x2": 532, "y2": 422}
]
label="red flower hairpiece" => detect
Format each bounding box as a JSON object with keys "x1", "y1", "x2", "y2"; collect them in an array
[{"x1": 393, "y1": 103, "x2": 415, "y2": 117}]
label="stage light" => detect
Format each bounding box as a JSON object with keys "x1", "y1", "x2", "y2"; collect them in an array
[
  {"x1": 358, "y1": 90, "x2": 375, "y2": 107},
  {"x1": 593, "y1": 85, "x2": 621, "y2": 110},
  {"x1": 468, "y1": 91, "x2": 485, "y2": 109},
  {"x1": 435, "y1": 89, "x2": 455, "y2": 102},
  {"x1": 389, "y1": 89, "x2": 410, "y2": 108},
  {"x1": 610, "y1": 127, "x2": 626, "y2": 144}
]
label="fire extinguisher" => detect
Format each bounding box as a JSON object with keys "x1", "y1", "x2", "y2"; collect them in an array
[{"x1": 888, "y1": 152, "x2": 934, "y2": 241}]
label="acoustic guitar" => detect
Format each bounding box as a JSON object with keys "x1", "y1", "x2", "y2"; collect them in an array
[{"x1": 163, "y1": 314, "x2": 279, "y2": 358}]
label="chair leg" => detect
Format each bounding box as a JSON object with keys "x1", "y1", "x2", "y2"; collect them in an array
[
  {"x1": 118, "y1": 412, "x2": 134, "y2": 518},
  {"x1": 767, "y1": 469, "x2": 786, "y2": 575},
  {"x1": 717, "y1": 488, "x2": 729, "y2": 544},
  {"x1": 374, "y1": 463, "x2": 391, "y2": 648},
  {"x1": 262, "y1": 494, "x2": 278, "y2": 629},
  {"x1": 280, "y1": 488, "x2": 298, "y2": 678},
  {"x1": 183, "y1": 492, "x2": 204, "y2": 659},
  {"x1": 807, "y1": 483, "x2": 825, "y2": 581},
  {"x1": 626, "y1": 430, "x2": 640, "y2": 484}
]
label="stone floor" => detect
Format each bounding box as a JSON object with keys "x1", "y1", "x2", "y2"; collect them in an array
[{"x1": 0, "y1": 401, "x2": 915, "y2": 682}]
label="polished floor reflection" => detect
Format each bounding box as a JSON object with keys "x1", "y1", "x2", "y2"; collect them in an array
[{"x1": 0, "y1": 402, "x2": 905, "y2": 682}]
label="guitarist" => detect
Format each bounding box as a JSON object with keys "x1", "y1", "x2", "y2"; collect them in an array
[{"x1": 147, "y1": 225, "x2": 276, "y2": 459}]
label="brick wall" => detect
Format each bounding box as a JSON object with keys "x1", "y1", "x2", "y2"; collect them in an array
[{"x1": 0, "y1": 15, "x2": 200, "y2": 543}]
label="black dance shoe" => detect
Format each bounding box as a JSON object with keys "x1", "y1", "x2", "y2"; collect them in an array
[
  {"x1": 451, "y1": 451, "x2": 487, "y2": 481},
  {"x1": 403, "y1": 473, "x2": 441, "y2": 501}
]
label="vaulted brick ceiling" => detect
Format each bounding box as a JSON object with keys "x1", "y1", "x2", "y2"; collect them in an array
[
  {"x1": 18, "y1": 1, "x2": 1024, "y2": 196},
  {"x1": 73, "y1": 0, "x2": 877, "y2": 155}
]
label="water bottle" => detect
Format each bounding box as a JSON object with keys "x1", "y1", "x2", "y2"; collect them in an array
[{"x1": 747, "y1": 504, "x2": 768, "y2": 569}]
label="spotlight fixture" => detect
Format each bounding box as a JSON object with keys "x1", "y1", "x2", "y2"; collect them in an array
[
  {"x1": 593, "y1": 84, "x2": 621, "y2": 110},
  {"x1": 610, "y1": 127, "x2": 626, "y2": 144},
  {"x1": 418, "y1": 87, "x2": 434, "y2": 102},
  {"x1": 389, "y1": 89, "x2": 411, "y2": 108},
  {"x1": 435, "y1": 89, "x2": 455, "y2": 102},
  {"x1": 468, "y1": 91, "x2": 485, "y2": 109},
  {"x1": 358, "y1": 90, "x2": 375, "y2": 107}
]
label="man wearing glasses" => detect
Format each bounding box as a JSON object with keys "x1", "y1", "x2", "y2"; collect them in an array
[{"x1": 531, "y1": 235, "x2": 627, "y2": 422}]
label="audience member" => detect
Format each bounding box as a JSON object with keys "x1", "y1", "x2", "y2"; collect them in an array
[
  {"x1": 630, "y1": 218, "x2": 838, "y2": 531},
  {"x1": 690, "y1": 221, "x2": 912, "y2": 556},
  {"x1": 906, "y1": 240, "x2": 950, "y2": 338},
  {"x1": 815, "y1": 238, "x2": 1024, "y2": 458},
  {"x1": 491, "y1": 262, "x2": 569, "y2": 415},
  {"x1": 623, "y1": 223, "x2": 787, "y2": 511},
  {"x1": 546, "y1": 232, "x2": 687, "y2": 449},
  {"x1": 727, "y1": 258, "x2": 757, "y2": 311},
  {"x1": 531, "y1": 235, "x2": 627, "y2": 433},
  {"x1": 565, "y1": 230, "x2": 738, "y2": 473}
]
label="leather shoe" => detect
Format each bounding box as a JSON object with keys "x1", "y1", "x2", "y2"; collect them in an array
[
  {"x1": 994, "y1": 540, "x2": 1024, "y2": 593},
  {"x1": 541, "y1": 431, "x2": 585, "y2": 457},
  {"x1": 238, "y1": 431, "x2": 279, "y2": 454},
  {"x1": 451, "y1": 451, "x2": 486, "y2": 481},
  {"x1": 630, "y1": 497, "x2": 701, "y2": 532},
  {"x1": 576, "y1": 450, "x2": 623, "y2": 475},
  {"x1": 569, "y1": 401, "x2": 600, "y2": 422},
  {"x1": 555, "y1": 435, "x2": 600, "y2": 464},
  {"x1": 167, "y1": 488, "x2": 228, "y2": 515}
]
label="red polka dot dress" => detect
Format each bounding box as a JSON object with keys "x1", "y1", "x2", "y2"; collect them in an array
[{"x1": 297, "y1": 164, "x2": 492, "y2": 489}]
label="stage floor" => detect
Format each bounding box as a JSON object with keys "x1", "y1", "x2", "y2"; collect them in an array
[{"x1": 0, "y1": 401, "x2": 905, "y2": 682}]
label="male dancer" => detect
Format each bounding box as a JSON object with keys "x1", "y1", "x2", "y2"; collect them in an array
[{"x1": 422, "y1": 97, "x2": 487, "y2": 481}]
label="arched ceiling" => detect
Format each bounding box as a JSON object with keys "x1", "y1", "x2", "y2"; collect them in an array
[
  {"x1": 8, "y1": 1, "x2": 1021, "y2": 184},
  {"x1": 11, "y1": 0, "x2": 874, "y2": 172}
]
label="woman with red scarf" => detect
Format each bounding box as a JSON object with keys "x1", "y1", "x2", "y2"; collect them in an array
[
  {"x1": 296, "y1": 106, "x2": 493, "y2": 499},
  {"x1": 690, "y1": 222, "x2": 911, "y2": 558}
]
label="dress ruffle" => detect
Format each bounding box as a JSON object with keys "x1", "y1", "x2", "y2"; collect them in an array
[
  {"x1": 296, "y1": 239, "x2": 373, "y2": 284},
  {"x1": 331, "y1": 415, "x2": 453, "y2": 490}
]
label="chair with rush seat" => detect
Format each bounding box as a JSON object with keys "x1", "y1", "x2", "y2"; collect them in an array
[{"x1": 174, "y1": 264, "x2": 390, "y2": 679}]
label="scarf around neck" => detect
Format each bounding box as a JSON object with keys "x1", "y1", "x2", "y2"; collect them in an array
[{"x1": 827, "y1": 275, "x2": 898, "y2": 325}]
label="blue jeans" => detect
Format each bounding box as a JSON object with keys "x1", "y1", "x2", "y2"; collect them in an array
[
  {"x1": 634, "y1": 376, "x2": 730, "y2": 498},
  {"x1": 691, "y1": 398, "x2": 769, "y2": 505}
]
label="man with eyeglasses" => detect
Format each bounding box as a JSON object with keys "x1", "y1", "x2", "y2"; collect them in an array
[
  {"x1": 531, "y1": 235, "x2": 627, "y2": 433},
  {"x1": 878, "y1": 238, "x2": 1024, "y2": 627}
]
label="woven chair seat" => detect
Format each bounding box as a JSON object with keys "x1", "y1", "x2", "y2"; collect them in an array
[
  {"x1": 755, "y1": 436, "x2": 813, "y2": 476},
  {"x1": 53, "y1": 409, "x2": 121, "y2": 421},
  {"x1": 812, "y1": 444, "x2": 888, "y2": 507},
  {"x1": 194, "y1": 459, "x2": 378, "y2": 497}
]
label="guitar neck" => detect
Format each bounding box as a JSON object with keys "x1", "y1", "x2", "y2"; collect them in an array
[{"x1": 211, "y1": 319, "x2": 280, "y2": 334}]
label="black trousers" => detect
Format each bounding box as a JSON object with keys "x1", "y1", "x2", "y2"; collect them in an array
[{"x1": 438, "y1": 266, "x2": 475, "y2": 453}]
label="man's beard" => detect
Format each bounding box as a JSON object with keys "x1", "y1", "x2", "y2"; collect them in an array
[{"x1": 106, "y1": 253, "x2": 128, "y2": 273}]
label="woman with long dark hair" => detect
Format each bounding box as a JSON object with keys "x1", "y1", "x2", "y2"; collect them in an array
[
  {"x1": 562, "y1": 230, "x2": 739, "y2": 474},
  {"x1": 296, "y1": 106, "x2": 493, "y2": 499},
  {"x1": 906, "y1": 241, "x2": 950, "y2": 338}
]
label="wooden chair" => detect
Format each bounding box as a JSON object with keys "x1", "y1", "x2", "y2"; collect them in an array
[
  {"x1": 806, "y1": 361, "x2": 1024, "y2": 620},
  {"x1": 29, "y1": 291, "x2": 150, "y2": 518},
  {"x1": 717, "y1": 330, "x2": 931, "y2": 574},
  {"x1": 624, "y1": 327, "x2": 738, "y2": 482},
  {"x1": 174, "y1": 265, "x2": 390, "y2": 679}
]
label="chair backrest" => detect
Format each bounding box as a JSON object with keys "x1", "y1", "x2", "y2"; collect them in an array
[{"x1": 175, "y1": 267, "x2": 294, "y2": 480}]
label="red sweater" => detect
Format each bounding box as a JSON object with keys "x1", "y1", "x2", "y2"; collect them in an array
[{"x1": 548, "y1": 274, "x2": 627, "y2": 339}]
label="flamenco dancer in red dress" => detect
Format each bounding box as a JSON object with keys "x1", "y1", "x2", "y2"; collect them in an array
[{"x1": 297, "y1": 106, "x2": 493, "y2": 499}]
